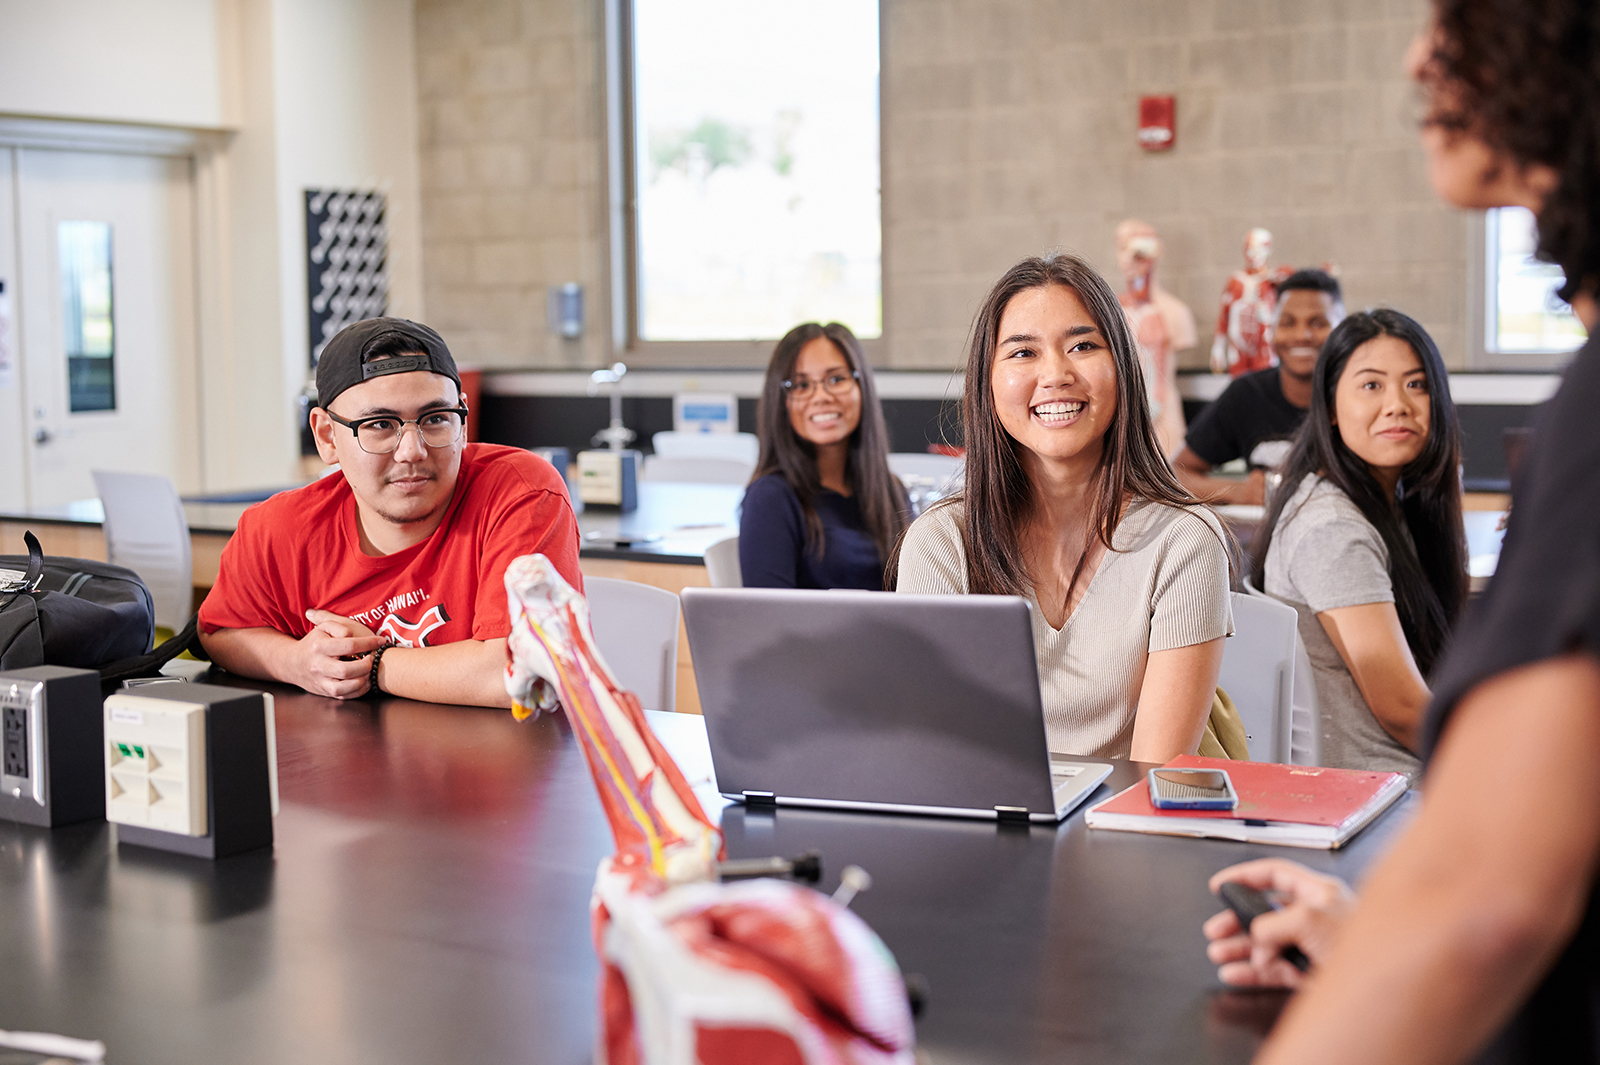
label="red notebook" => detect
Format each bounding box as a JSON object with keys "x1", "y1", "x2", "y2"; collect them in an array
[{"x1": 1083, "y1": 755, "x2": 1409, "y2": 849}]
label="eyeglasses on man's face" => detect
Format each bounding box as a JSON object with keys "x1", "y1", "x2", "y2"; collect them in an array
[
  {"x1": 781, "y1": 370, "x2": 860, "y2": 400},
  {"x1": 325, "y1": 407, "x2": 469, "y2": 455}
]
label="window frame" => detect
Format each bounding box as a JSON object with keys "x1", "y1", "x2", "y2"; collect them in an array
[
  {"x1": 1473, "y1": 206, "x2": 1586, "y2": 370},
  {"x1": 603, "y1": 0, "x2": 885, "y2": 369}
]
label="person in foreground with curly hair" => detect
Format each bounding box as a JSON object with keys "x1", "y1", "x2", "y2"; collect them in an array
[{"x1": 1201, "y1": 2, "x2": 1600, "y2": 1062}]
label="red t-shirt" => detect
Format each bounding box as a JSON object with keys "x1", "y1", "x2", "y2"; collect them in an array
[{"x1": 199, "y1": 443, "x2": 582, "y2": 646}]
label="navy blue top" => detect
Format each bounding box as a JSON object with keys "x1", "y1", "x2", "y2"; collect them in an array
[{"x1": 738, "y1": 474, "x2": 886, "y2": 590}]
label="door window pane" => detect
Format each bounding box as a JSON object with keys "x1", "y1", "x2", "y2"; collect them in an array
[
  {"x1": 60, "y1": 220, "x2": 116, "y2": 412},
  {"x1": 632, "y1": 0, "x2": 881, "y2": 341},
  {"x1": 1490, "y1": 206, "x2": 1585, "y2": 354}
]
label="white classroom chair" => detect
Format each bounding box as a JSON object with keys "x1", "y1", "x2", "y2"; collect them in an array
[
  {"x1": 584, "y1": 576, "x2": 681, "y2": 712},
  {"x1": 886, "y1": 452, "x2": 964, "y2": 486},
  {"x1": 651, "y1": 430, "x2": 760, "y2": 466},
  {"x1": 639, "y1": 455, "x2": 755, "y2": 485},
  {"x1": 92, "y1": 470, "x2": 192, "y2": 632},
  {"x1": 1288, "y1": 633, "x2": 1322, "y2": 766},
  {"x1": 1218, "y1": 591, "x2": 1300, "y2": 763},
  {"x1": 703, "y1": 536, "x2": 742, "y2": 588},
  {"x1": 1240, "y1": 582, "x2": 1322, "y2": 765}
]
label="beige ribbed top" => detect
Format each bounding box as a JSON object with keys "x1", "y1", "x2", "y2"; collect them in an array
[{"x1": 896, "y1": 498, "x2": 1234, "y2": 758}]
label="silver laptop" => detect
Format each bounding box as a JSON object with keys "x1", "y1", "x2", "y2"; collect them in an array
[{"x1": 680, "y1": 588, "x2": 1112, "y2": 823}]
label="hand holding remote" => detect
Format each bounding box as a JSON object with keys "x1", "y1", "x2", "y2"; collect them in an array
[
  {"x1": 1218, "y1": 881, "x2": 1312, "y2": 973},
  {"x1": 1203, "y1": 858, "x2": 1358, "y2": 988}
]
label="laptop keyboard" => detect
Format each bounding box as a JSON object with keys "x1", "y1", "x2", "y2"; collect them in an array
[{"x1": 1051, "y1": 762, "x2": 1087, "y2": 803}]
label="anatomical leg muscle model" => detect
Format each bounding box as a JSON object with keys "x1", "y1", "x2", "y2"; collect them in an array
[{"x1": 503, "y1": 555, "x2": 917, "y2": 1065}]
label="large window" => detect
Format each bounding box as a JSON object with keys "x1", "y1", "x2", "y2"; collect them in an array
[
  {"x1": 1486, "y1": 206, "x2": 1586, "y2": 357},
  {"x1": 623, "y1": 0, "x2": 881, "y2": 351}
]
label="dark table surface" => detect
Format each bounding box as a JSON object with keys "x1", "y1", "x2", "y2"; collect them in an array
[{"x1": 0, "y1": 679, "x2": 1414, "y2": 1064}]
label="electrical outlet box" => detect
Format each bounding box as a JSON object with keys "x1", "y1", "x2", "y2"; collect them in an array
[
  {"x1": 576, "y1": 449, "x2": 639, "y2": 511},
  {"x1": 104, "y1": 683, "x2": 278, "y2": 859},
  {"x1": 0, "y1": 666, "x2": 105, "y2": 828},
  {"x1": 105, "y1": 698, "x2": 208, "y2": 836}
]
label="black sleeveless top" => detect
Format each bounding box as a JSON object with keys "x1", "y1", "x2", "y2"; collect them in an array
[{"x1": 1424, "y1": 331, "x2": 1600, "y2": 1063}]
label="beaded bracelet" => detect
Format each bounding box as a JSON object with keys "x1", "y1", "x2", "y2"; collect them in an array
[{"x1": 369, "y1": 643, "x2": 390, "y2": 694}]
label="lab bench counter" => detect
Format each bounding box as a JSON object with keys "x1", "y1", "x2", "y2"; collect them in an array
[
  {"x1": 0, "y1": 480, "x2": 744, "y2": 575},
  {"x1": 0, "y1": 481, "x2": 741, "y2": 714},
  {"x1": 0, "y1": 681, "x2": 1415, "y2": 1065}
]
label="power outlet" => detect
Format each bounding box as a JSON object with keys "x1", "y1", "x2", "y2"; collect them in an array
[
  {"x1": 104, "y1": 683, "x2": 276, "y2": 859},
  {"x1": 2, "y1": 705, "x2": 26, "y2": 779},
  {"x1": 1, "y1": 667, "x2": 103, "y2": 826},
  {"x1": 103, "y1": 695, "x2": 208, "y2": 837}
]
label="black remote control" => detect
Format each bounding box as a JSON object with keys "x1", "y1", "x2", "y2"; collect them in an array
[{"x1": 1217, "y1": 881, "x2": 1312, "y2": 973}]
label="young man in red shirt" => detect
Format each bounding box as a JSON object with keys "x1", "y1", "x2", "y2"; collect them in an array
[{"x1": 198, "y1": 318, "x2": 581, "y2": 707}]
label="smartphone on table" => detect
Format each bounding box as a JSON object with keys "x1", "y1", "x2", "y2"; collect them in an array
[{"x1": 1147, "y1": 767, "x2": 1238, "y2": 810}]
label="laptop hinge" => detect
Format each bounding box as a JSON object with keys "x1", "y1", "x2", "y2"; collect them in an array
[
  {"x1": 994, "y1": 805, "x2": 1032, "y2": 823},
  {"x1": 742, "y1": 790, "x2": 777, "y2": 807}
]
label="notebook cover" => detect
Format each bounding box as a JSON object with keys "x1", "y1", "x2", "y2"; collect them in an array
[{"x1": 1089, "y1": 755, "x2": 1405, "y2": 827}]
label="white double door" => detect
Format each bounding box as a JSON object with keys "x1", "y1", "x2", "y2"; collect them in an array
[{"x1": 0, "y1": 146, "x2": 200, "y2": 510}]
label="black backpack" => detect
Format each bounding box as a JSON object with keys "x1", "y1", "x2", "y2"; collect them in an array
[{"x1": 0, "y1": 532, "x2": 203, "y2": 689}]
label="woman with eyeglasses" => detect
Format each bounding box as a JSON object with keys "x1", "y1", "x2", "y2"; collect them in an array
[
  {"x1": 739, "y1": 322, "x2": 909, "y2": 590},
  {"x1": 894, "y1": 254, "x2": 1233, "y2": 762}
]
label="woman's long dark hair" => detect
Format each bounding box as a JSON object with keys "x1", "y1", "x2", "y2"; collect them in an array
[
  {"x1": 1251, "y1": 309, "x2": 1468, "y2": 676},
  {"x1": 751, "y1": 322, "x2": 908, "y2": 563},
  {"x1": 1426, "y1": 0, "x2": 1600, "y2": 303},
  {"x1": 913, "y1": 253, "x2": 1209, "y2": 602}
]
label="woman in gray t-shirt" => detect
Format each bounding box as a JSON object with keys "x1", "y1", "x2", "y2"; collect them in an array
[
  {"x1": 1254, "y1": 309, "x2": 1468, "y2": 776},
  {"x1": 895, "y1": 253, "x2": 1233, "y2": 762}
]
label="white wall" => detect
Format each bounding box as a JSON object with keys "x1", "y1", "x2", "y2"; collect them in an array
[
  {"x1": 201, "y1": 0, "x2": 292, "y2": 492},
  {"x1": 269, "y1": 0, "x2": 425, "y2": 421},
  {"x1": 206, "y1": 0, "x2": 426, "y2": 490},
  {"x1": 0, "y1": 150, "x2": 24, "y2": 508},
  {"x1": 0, "y1": 0, "x2": 425, "y2": 493},
  {"x1": 0, "y1": 0, "x2": 227, "y2": 128}
]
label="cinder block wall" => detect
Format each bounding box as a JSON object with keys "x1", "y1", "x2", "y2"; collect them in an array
[
  {"x1": 415, "y1": 0, "x2": 608, "y2": 368},
  {"x1": 416, "y1": 0, "x2": 1464, "y2": 371},
  {"x1": 882, "y1": 0, "x2": 1459, "y2": 370}
]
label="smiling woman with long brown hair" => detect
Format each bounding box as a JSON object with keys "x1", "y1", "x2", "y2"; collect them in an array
[{"x1": 894, "y1": 253, "x2": 1233, "y2": 763}]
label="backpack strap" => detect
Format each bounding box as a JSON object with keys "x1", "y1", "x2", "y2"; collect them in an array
[
  {"x1": 97, "y1": 611, "x2": 207, "y2": 692},
  {"x1": 0, "y1": 531, "x2": 45, "y2": 611}
]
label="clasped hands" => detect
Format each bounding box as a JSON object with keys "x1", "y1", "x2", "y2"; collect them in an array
[
  {"x1": 292, "y1": 609, "x2": 389, "y2": 699},
  {"x1": 1204, "y1": 858, "x2": 1358, "y2": 988}
]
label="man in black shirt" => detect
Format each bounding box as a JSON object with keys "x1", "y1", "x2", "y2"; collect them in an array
[{"x1": 1173, "y1": 270, "x2": 1343, "y2": 504}]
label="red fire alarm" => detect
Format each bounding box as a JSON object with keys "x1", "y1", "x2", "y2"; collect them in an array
[{"x1": 1138, "y1": 95, "x2": 1176, "y2": 151}]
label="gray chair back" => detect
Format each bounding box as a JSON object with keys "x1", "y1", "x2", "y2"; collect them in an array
[{"x1": 584, "y1": 576, "x2": 681, "y2": 712}]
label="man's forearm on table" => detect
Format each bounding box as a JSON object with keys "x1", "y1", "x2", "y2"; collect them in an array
[
  {"x1": 199, "y1": 626, "x2": 298, "y2": 683},
  {"x1": 377, "y1": 638, "x2": 512, "y2": 707}
]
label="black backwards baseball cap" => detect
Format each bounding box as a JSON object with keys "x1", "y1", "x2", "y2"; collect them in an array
[{"x1": 315, "y1": 317, "x2": 461, "y2": 410}]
